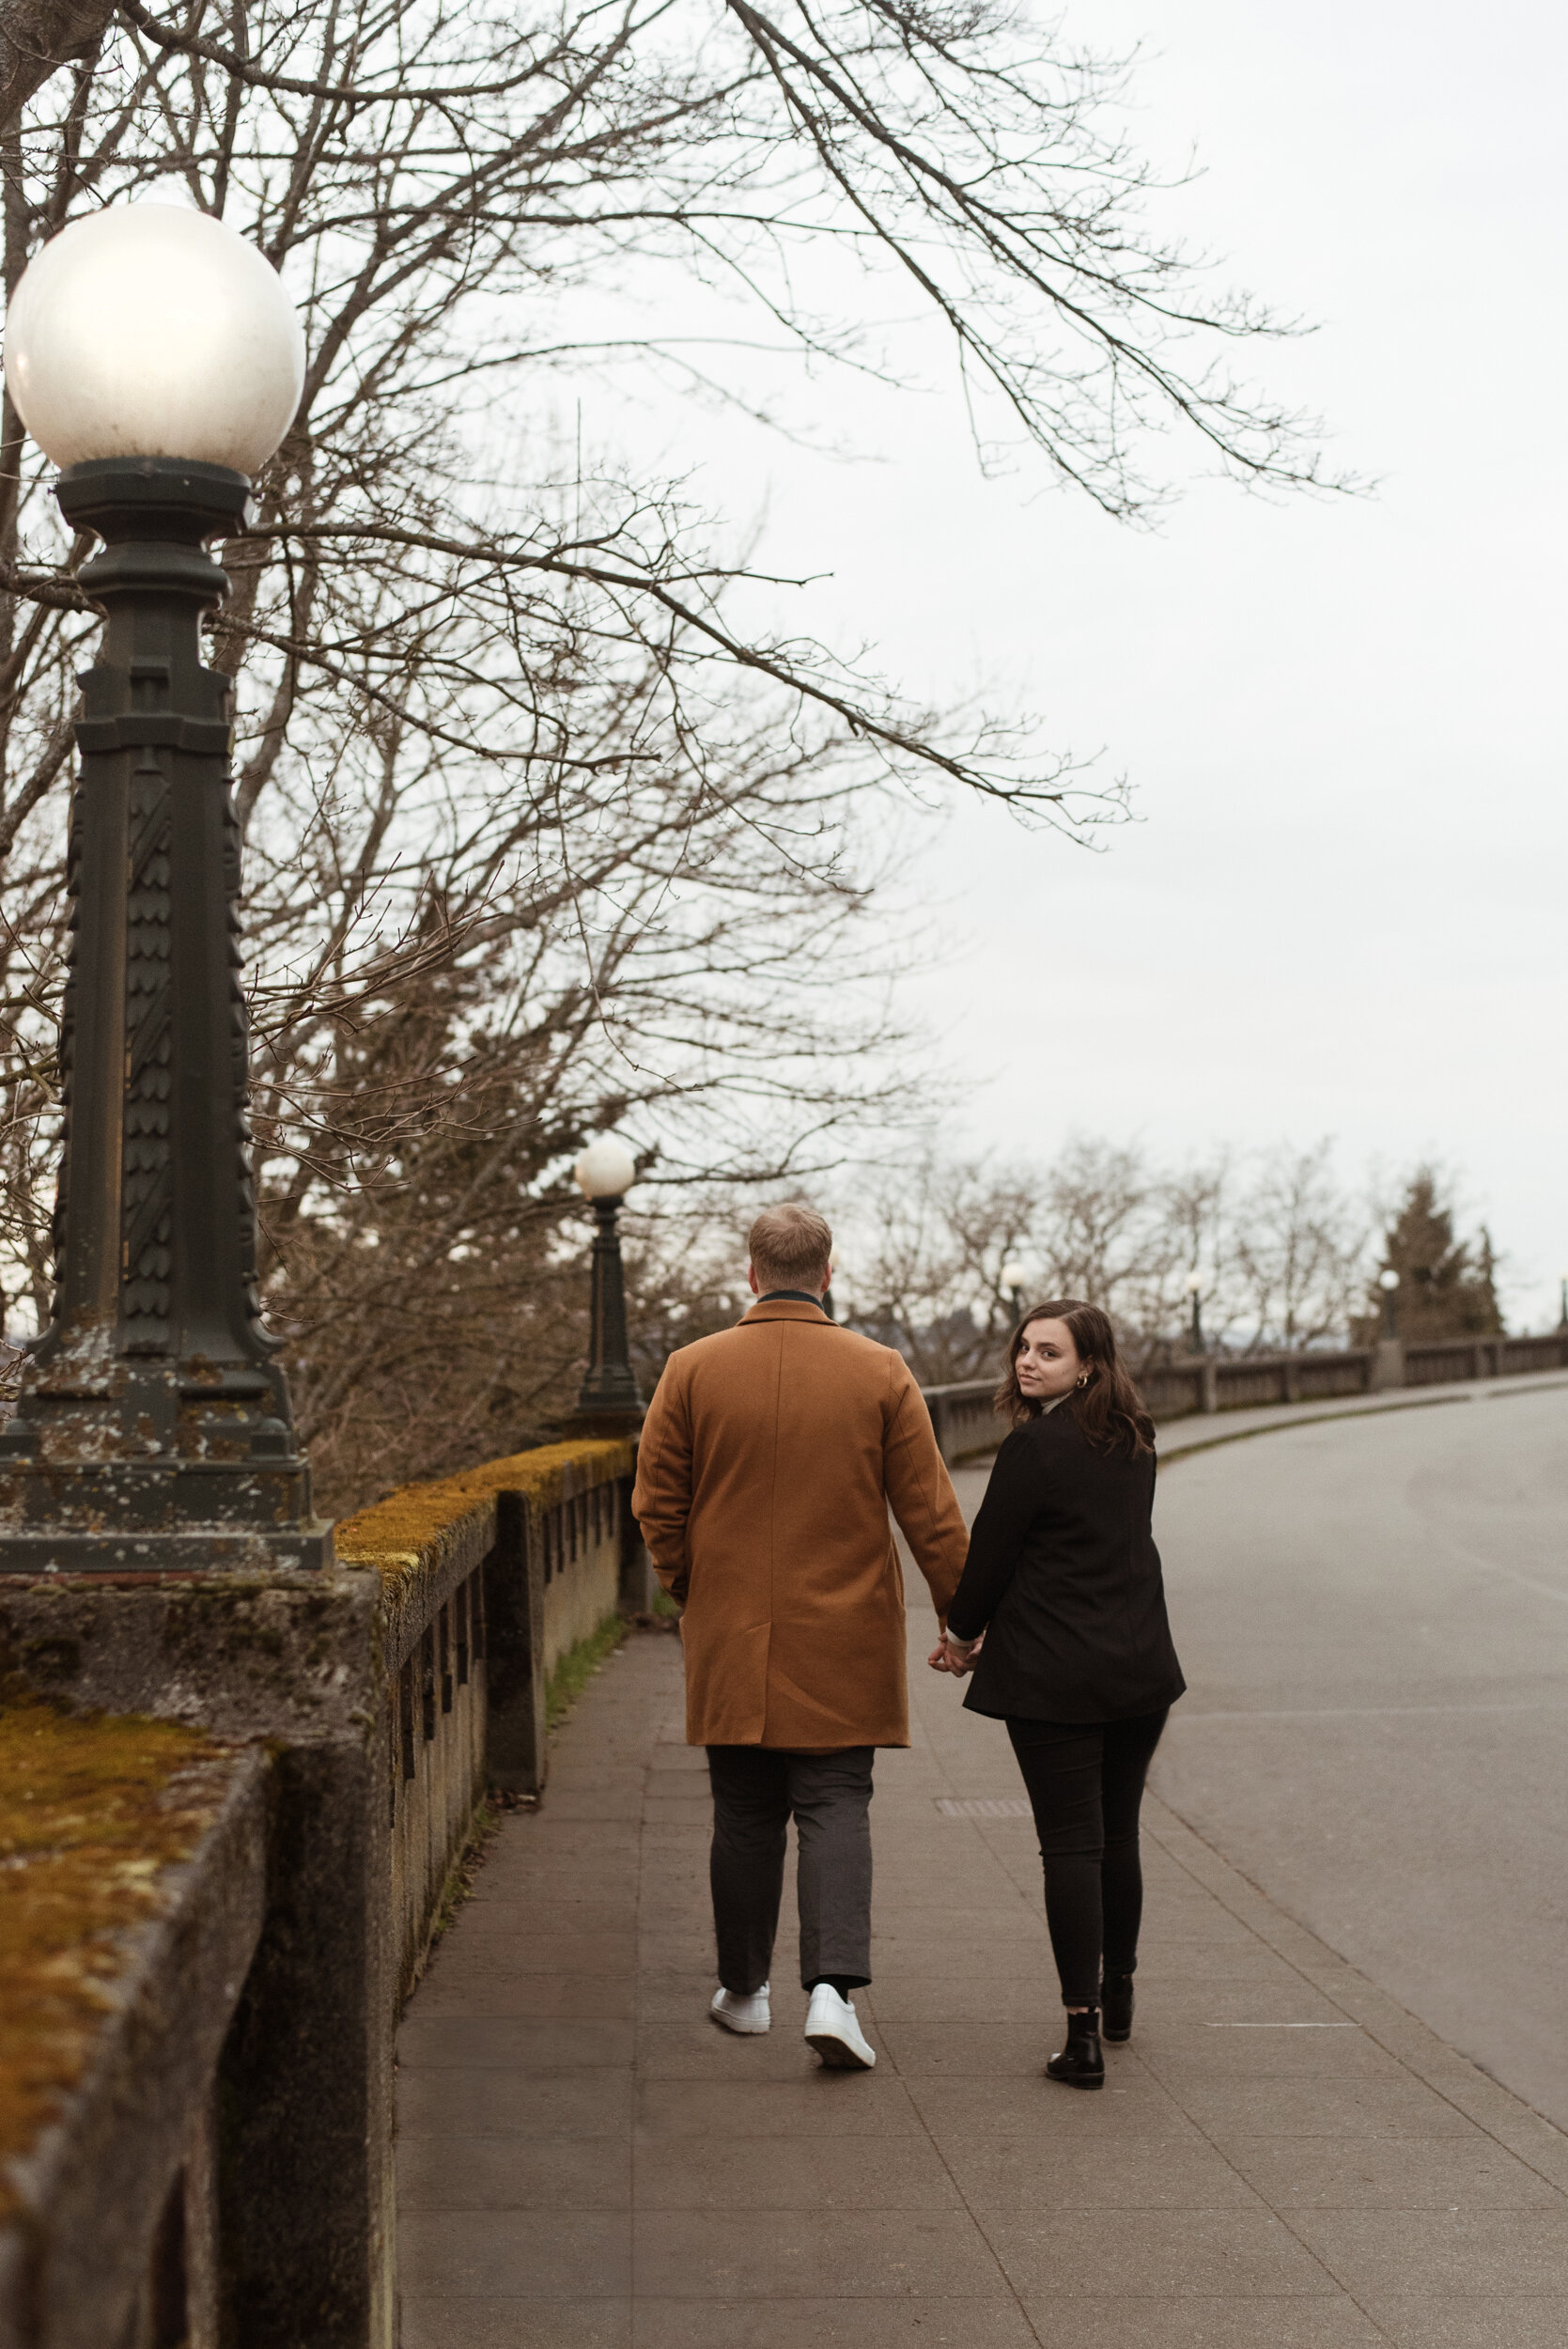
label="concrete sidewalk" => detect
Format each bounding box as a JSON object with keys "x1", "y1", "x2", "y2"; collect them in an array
[{"x1": 397, "y1": 1600, "x2": 1568, "y2": 2345}]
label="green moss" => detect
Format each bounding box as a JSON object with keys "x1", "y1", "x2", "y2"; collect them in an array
[
  {"x1": 335, "y1": 1438, "x2": 636, "y2": 1587},
  {"x1": 0, "y1": 1698, "x2": 224, "y2": 2217},
  {"x1": 546, "y1": 1611, "x2": 629, "y2": 1731}
]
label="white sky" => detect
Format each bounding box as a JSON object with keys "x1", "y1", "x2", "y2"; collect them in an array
[{"x1": 591, "y1": 0, "x2": 1568, "y2": 1325}]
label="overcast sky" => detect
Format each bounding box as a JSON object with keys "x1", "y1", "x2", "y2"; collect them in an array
[{"x1": 597, "y1": 0, "x2": 1567, "y2": 1323}]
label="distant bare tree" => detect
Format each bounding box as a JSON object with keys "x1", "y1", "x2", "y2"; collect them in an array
[
  {"x1": 837, "y1": 1134, "x2": 1374, "y2": 1377},
  {"x1": 1221, "y1": 1141, "x2": 1367, "y2": 1350},
  {"x1": 1156, "y1": 1150, "x2": 1240, "y2": 1352},
  {"x1": 836, "y1": 1155, "x2": 1040, "y2": 1383},
  {"x1": 1031, "y1": 1138, "x2": 1174, "y2": 1341},
  {"x1": 841, "y1": 1141, "x2": 1188, "y2": 1379}
]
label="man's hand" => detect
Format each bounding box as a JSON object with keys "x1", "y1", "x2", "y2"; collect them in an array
[{"x1": 928, "y1": 1628, "x2": 982, "y2": 1677}]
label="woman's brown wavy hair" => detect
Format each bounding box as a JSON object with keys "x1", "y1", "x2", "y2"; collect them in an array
[{"x1": 992, "y1": 1299, "x2": 1156, "y2": 1456}]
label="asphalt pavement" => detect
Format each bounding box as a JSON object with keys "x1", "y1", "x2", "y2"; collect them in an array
[{"x1": 1099, "y1": 1380, "x2": 1568, "y2": 2134}]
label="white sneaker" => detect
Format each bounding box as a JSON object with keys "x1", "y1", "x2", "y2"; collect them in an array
[
  {"x1": 710, "y1": 1983, "x2": 771, "y2": 2034},
  {"x1": 804, "y1": 1983, "x2": 876, "y2": 2070}
]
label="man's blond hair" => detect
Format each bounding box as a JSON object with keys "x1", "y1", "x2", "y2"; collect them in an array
[{"x1": 748, "y1": 1202, "x2": 832, "y2": 1294}]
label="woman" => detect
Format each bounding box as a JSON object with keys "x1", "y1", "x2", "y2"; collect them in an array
[{"x1": 931, "y1": 1300, "x2": 1184, "y2": 2090}]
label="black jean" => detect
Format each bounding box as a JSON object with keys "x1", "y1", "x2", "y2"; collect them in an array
[
  {"x1": 706, "y1": 1745, "x2": 875, "y2": 1994},
  {"x1": 1005, "y1": 1709, "x2": 1169, "y2": 2008}
]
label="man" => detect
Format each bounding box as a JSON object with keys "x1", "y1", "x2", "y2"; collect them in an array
[{"x1": 632, "y1": 1201, "x2": 970, "y2": 2068}]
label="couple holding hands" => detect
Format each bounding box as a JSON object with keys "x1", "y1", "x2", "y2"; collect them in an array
[{"x1": 632, "y1": 1201, "x2": 1185, "y2": 2090}]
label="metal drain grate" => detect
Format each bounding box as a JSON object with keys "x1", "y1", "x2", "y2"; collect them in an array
[{"x1": 934, "y1": 1796, "x2": 1034, "y2": 1819}]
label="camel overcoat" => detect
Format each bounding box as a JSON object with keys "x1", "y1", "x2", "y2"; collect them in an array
[{"x1": 631, "y1": 1299, "x2": 969, "y2": 1749}]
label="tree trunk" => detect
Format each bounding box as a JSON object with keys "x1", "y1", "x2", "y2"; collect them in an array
[{"x1": 0, "y1": 0, "x2": 111, "y2": 131}]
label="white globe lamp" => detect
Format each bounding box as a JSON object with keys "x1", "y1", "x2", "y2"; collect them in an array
[
  {"x1": 5, "y1": 205, "x2": 304, "y2": 474},
  {"x1": 573, "y1": 1137, "x2": 638, "y2": 1201}
]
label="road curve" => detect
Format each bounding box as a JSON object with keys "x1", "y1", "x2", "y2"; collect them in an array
[{"x1": 1144, "y1": 1383, "x2": 1568, "y2": 2131}]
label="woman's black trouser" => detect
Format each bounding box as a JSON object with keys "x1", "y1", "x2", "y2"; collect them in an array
[{"x1": 1005, "y1": 1709, "x2": 1169, "y2": 2008}]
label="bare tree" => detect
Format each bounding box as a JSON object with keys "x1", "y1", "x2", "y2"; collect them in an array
[
  {"x1": 0, "y1": 0, "x2": 1333, "y2": 1502},
  {"x1": 1031, "y1": 1137, "x2": 1175, "y2": 1341},
  {"x1": 842, "y1": 1155, "x2": 1041, "y2": 1382},
  {"x1": 1206, "y1": 1141, "x2": 1366, "y2": 1351},
  {"x1": 0, "y1": 0, "x2": 113, "y2": 132},
  {"x1": 836, "y1": 1134, "x2": 1374, "y2": 1378},
  {"x1": 620, "y1": 1203, "x2": 762, "y2": 1398}
]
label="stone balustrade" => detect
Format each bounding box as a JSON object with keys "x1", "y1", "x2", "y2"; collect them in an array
[
  {"x1": 335, "y1": 1437, "x2": 644, "y2": 2001},
  {"x1": 0, "y1": 1703, "x2": 266, "y2": 2349},
  {"x1": 923, "y1": 1330, "x2": 1568, "y2": 1464},
  {"x1": 0, "y1": 1433, "x2": 644, "y2": 2349}
]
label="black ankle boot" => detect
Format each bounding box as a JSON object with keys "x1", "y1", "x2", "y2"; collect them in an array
[
  {"x1": 1100, "y1": 1971, "x2": 1135, "y2": 2043},
  {"x1": 1046, "y1": 2008, "x2": 1104, "y2": 2090}
]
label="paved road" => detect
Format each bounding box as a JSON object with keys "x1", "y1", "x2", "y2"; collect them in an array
[
  {"x1": 1138, "y1": 1382, "x2": 1568, "y2": 2133},
  {"x1": 398, "y1": 1458, "x2": 1568, "y2": 2343}
]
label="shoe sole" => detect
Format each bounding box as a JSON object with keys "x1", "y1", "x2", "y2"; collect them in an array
[
  {"x1": 805, "y1": 2029, "x2": 875, "y2": 2070},
  {"x1": 710, "y1": 2010, "x2": 770, "y2": 2036},
  {"x1": 1045, "y1": 2069, "x2": 1105, "y2": 2090},
  {"x1": 1101, "y1": 2026, "x2": 1131, "y2": 2043}
]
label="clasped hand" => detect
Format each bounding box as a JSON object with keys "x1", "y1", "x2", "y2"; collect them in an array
[{"x1": 928, "y1": 1628, "x2": 982, "y2": 1677}]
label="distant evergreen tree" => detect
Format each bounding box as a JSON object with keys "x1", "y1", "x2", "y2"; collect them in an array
[{"x1": 1373, "y1": 1170, "x2": 1504, "y2": 1340}]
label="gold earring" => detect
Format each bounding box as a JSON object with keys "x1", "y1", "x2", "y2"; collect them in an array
[{"x1": 1076, "y1": 1372, "x2": 1090, "y2": 1389}]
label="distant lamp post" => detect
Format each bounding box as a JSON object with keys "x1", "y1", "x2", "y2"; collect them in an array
[
  {"x1": 1184, "y1": 1270, "x2": 1204, "y2": 1357},
  {"x1": 1378, "y1": 1267, "x2": 1400, "y2": 1338},
  {"x1": 572, "y1": 1138, "x2": 643, "y2": 1425},
  {"x1": 0, "y1": 205, "x2": 326, "y2": 1573},
  {"x1": 1000, "y1": 1261, "x2": 1028, "y2": 1326},
  {"x1": 1559, "y1": 1278, "x2": 1567, "y2": 1332}
]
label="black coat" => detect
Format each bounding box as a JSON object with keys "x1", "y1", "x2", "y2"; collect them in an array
[{"x1": 946, "y1": 1408, "x2": 1185, "y2": 1724}]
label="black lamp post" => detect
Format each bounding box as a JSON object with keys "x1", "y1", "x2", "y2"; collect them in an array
[
  {"x1": 1185, "y1": 1271, "x2": 1204, "y2": 1357},
  {"x1": 571, "y1": 1138, "x2": 644, "y2": 1428},
  {"x1": 1378, "y1": 1268, "x2": 1400, "y2": 1339},
  {"x1": 0, "y1": 206, "x2": 326, "y2": 1572}
]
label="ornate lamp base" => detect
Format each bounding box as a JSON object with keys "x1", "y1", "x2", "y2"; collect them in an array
[
  {"x1": 0, "y1": 1513, "x2": 330, "y2": 1576},
  {"x1": 559, "y1": 1406, "x2": 644, "y2": 1441},
  {"x1": 0, "y1": 1365, "x2": 331, "y2": 1575}
]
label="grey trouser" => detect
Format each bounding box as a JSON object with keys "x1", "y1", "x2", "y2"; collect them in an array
[{"x1": 706, "y1": 1745, "x2": 875, "y2": 1993}]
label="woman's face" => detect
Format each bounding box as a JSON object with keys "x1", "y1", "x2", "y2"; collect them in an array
[{"x1": 1016, "y1": 1316, "x2": 1086, "y2": 1402}]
